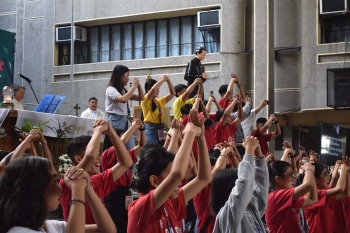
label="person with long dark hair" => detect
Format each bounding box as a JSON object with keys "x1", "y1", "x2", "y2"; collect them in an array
[
  {"x1": 127, "y1": 110, "x2": 212, "y2": 233},
  {"x1": 0, "y1": 157, "x2": 115, "y2": 233},
  {"x1": 304, "y1": 161, "x2": 350, "y2": 233},
  {"x1": 142, "y1": 74, "x2": 175, "y2": 144},
  {"x1": 210, "y1": 137, "x2": 269, "y2": 233},
  {"x1": 266, "y1": 159, "x2": 318, "y2": 233},
  {"x1": 106, "y1": 64, "x2": 144, "y2": 149}
]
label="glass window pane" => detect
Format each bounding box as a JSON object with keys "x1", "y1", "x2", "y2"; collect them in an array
[
  {"x1": 206, "y1": 29, "x2": 220, "y2": 53},
  {"x1": 157, "y1": 19, "x2": 167, "y2": 57},
  {"x1": 89, "y1": 27, "x2": 99, "y2": 63},
  {"x1": 122, "y1": 24, "x2": 132, "y2": 60},
  {"x1": 193, "y1": 17, "x2": 204, "y2": 53},
  {"x1": 75, "y1": 43, "x2": 88, "y2": 64},
  {"x1": 145, "y1": 21, "x2": 156, "y2": 58},
  {"x1": 111, "y1": 25, "x2": 121, "y2": 61},
  {"x1": 134, "y1": 22, "x2": 144, "y2": 59},
  {"x1": 101, "y1": 25, "x2": 110, "y2": 62},
  {"x1": 181, "y1": 17, "x2": 192, "y2": 55},
  {"x1": 169, "y1": 18, "x2": 179, "y2": 56}
]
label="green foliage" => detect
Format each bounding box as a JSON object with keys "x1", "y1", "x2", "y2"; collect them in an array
[
  {"x1": 20, "y1": 119, "x2": 50, "y2": 133},
  {"x1": 46, "y1": 118, "x2": 72, "y2": 165}
]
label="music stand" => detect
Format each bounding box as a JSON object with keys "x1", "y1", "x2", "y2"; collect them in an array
[{"x1": 35, "y1": 94, "x2": 66, "y2": 114}]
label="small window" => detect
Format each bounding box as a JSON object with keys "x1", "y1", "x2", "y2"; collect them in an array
[{"x1": 321, "y1": 14, "x2": 350, "y2": 43}]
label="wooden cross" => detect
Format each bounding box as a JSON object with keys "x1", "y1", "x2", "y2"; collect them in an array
[{"x1": 73, "y1": 103, "x2": 81, "y2": 117}]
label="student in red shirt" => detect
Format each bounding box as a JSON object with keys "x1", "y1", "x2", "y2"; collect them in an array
[
  {"x1": 217, "y1": 74, "x2": 245, "y2": 109},
  {"x1": 342, "y1": 196, "x2": 350, "y2": 233},
  {"x1": 60, "y1": 120, "x2": 133, "y2": 224},
  {"x1": 214, "y1": 96, "x2": 243, "y2": 144},
  {"x1": 251, "y1": 114, "x2": 281, "y2": 156},
  {"x1": 266, "y1": 160, "x2": 318, "y2": 233},
  {"x1": 0, "y1": 129, "x2": 116, "y2": 233},
  {"x1": 128, "y1": 110, "x2": 212, "y2": 233},
  {"x1": 193, "y1": 147, "x2": 231, "y2": 233},
  {"x1": 304, "y1": 161, "x2": 350, "y2": 233},
  {"x1": 101, "y1": 119, "x2": 145, "y2": 233}
]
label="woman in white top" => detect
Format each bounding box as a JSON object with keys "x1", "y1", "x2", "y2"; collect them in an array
[
  {"x1": 12, "y1": 85, "x2": 25, "y2": 110},
  {"x1": 0, "y1": 156, "x2": 116, "y2": 233},
  {"x1": 105, "y1": 65, "x2": 144, "y2": 149}
]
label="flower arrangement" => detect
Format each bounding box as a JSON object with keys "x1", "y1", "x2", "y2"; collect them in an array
[{"x1": 58, "y1": 154, "x2": 73, "y2": 174}]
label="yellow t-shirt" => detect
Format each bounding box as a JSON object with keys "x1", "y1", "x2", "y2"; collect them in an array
[
  {"x1": 172, "y1": 96, "x2": 195, "y2": 120},
  {"x1": 141, "y1": 93, "x2": 167, "y2": 124}
]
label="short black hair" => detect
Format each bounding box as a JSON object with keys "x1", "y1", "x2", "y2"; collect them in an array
[
  {"x1": 218, "y1": 85, "x2": 228, "y2": 96},
  {"x1": 195, "y1": 46, "x2": 207, "y2": 55},
  {"x1": 181, "y1": 104, "x2": 193, "y2": 116},
  {"x1": 66, "y1": 136, "x2": 92, "y2": 164},
  {"x1": 89, "y1": 97, "x2": 98, "y2": 102},
  {"x1": 0, "y1": 150, "x2": 9, "y2": 161},
  {"x1": 136, "y1": 144, "x2": 175, "y2": 193},
  {"x1": 256, "y1": 117, "x2": 268, "y2": 124},
  {"x1": 268, "y1": 160, "x2": 292, "y2": 191},
  {"x1": 216, "y1": 109, "x2": 225, "y2": 122},
  {"x1": 233, "y1": 102, "x2": 245, "y2": 112},
  {"x1": 14, "y1": 85, "x2": 25, "y2": 92},
  {"x1": 174, "y1": 84, "x2": 187, "y2": 97}
]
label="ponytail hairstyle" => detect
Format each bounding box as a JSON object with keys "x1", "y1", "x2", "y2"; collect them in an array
[
  {"x1": 268, "y1": 160, "x2": 292, "y2": 192},
  {"x1": 144, "y1": 75, "x2": 158, "y2": 112},
  {"x1": 136, "y1": 144, "x2": 175, "y2": 193},
  {"x1": 210, "y1": 168, "x2": 238, "y2": 215},
  {"x1": 108, "y1": 65, "x2": 129, "y2": 94}
]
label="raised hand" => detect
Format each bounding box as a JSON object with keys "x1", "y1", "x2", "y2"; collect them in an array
[
  {"x1": 195, "y1": 78, "x2": 203, "y2": 85},
  {"x1": 183, "y1": 109, "x2": 202, "y2": 137},
  {"x1": 265, "y1": 152, "x2": 276, "y2": 163},
  {"x1": 260, "y1": 99, "x2": 268, "y2": 107},
  {"x1": 161, "y1": 75, "x2": 169, "y2": 82},
  {"x1": 243, "y1": 136, "x2": 260, "y2": 154},
  {"x1": 231, "y1": 74, "x2": 238, "y2": 83},
  {"x1": 64, "y1": 166, "x2": 89, "y2": 190},
  {"x1": 92, "y1": 120, "x2": 109, "y2": 134},
  {"x1": 131, "y1": 77, "x2": 140, "y2": 88}
]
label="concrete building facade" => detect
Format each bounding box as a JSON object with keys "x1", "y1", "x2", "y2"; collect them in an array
[{"x1": 1, "y1": 0, "x2": 350, "y2": 152}]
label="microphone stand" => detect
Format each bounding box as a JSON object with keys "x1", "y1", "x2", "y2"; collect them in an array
[{"x1": 21, "y1": 76, "x2": 40, "y2": 104}]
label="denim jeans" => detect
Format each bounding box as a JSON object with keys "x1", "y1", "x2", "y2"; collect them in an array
[
  {"x1": 107, "y1": 113, "x2": 135, "y2": 150},
  {"x1": 145, "y1": 123, "x2": 164, "y2": 145}
]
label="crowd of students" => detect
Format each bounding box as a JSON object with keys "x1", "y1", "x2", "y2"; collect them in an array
[{"x1": 0, "y1": 60, "x2": 349, "y2": 233}]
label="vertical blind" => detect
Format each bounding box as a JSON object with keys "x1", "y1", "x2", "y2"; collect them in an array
[{"x1": 58, "y1": 15, "x2": 220, "y2": 65}]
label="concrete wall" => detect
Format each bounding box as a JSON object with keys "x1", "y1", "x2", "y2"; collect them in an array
[{"x1": 3, "y1": 0, "x2": 348, "y2": 117}]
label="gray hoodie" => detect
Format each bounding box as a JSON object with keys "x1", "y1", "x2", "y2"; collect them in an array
[{"x1": 212, "y1": 154, "x2": 269, "y2": 233}]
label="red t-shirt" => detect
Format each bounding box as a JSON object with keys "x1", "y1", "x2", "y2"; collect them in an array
[
  {"x1": 59, "y1": 168, "x2": 114, "y2": 224},
  {"x1": 333, "y1": 199, "x2": 346, "y2": 233},
  {"x1": 193, "y1": 183, "x2": 216, "y2": 233},
  {"x1": 218, "y1": 97, "x2": 231, "y2": 109},
  {"x1": 251, "y1": 129, "x2": 272, "y2": 155},
  {"x1": 266, "y1": 188, "x2": 305, "y2": 233},
  {"x1": 101, "y1": 146, "x2": 136, "y2": 187},
  {"x1": 304, "y1": 190, "x2": 337, "y2": 233},
  {"x1": 128, "y1": 188, "x2": 187, "y2": 233},
  {"x1": 342, "y1": 197, "x2": 350, "y2": 233},
  {"x1": 213, "y1": 120, "x2": 237, "y2": 144}
]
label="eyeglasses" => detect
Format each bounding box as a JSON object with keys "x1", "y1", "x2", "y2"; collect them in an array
[{"x1": 281, "y1": 173, "x2": 297, "y2": 180}]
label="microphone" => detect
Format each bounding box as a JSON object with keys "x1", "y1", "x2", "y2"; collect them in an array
[{"x1": 17, "y1": 73, "x2": 32, "y2": 83}]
